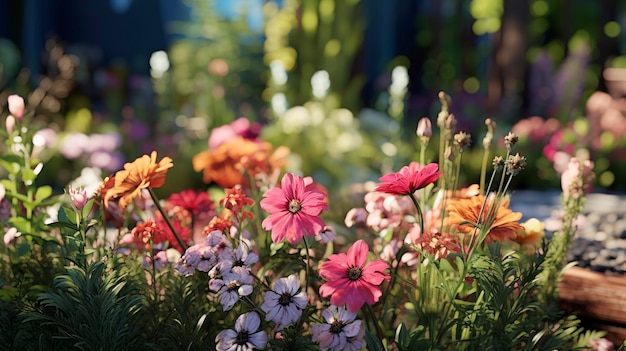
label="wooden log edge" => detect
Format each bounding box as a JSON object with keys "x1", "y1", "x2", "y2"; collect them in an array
[{"x1": 558, "y1": 266, "x2": 626, "y2": 324}]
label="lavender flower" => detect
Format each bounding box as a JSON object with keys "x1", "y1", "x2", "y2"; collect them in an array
[
  {"x1": 216, "y1": 312, "x2": 267, "y2": 351},
  {"x1": 311, "y1": 305, "x2": 365, "y2": 351},
  {"x1": 209, "y1": 271, "x2": 253, "y2": 311},
  {"x1": 261, "y1": 274, "x2": 307, "y2": 330}
]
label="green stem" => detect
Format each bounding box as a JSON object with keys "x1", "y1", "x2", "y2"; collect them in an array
[
  {"x1": 148, "y1": 188, "x2": 187, "y2": 251},
  {"x1": 302, "y1": 237, "x2": 311, "y2": 295},
  {"x1": 409, "y1": 193, "x2": 424, "y2": 235}
]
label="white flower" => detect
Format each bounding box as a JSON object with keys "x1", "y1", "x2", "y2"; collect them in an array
[
  {"x1": 209, "y1": 271, "x2": 254, "y2": 311},
  {"x1": 261, "y1": 274, "x2": 307, "y2": 330},
  {"x1": 216, "y1": 312, "x2": 268, "y2": 351},
  {"x1": 312, "y1": 305, "x2": 365, "y2": 351}
]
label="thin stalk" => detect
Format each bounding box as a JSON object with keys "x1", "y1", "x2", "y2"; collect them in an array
[
  {"x1": 148, "y1": 188, "x2": 187, "y2": 251},
  {"x1": 419, "y1": 142, "x2": 428, "y2": 212},
  {"x1": 409, "y1": 193, "x2": 424, "y2": 235},
  {"x1": 302, "y1": 237, "x2": 311, "y2": 296},
  {"x1": 479, "y1": 146, "x2": 490, "y2": 195}
]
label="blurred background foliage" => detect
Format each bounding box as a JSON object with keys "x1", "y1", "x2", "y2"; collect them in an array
[{"x1": 1, "y1": 0, "x2": 626, "y2": 193}]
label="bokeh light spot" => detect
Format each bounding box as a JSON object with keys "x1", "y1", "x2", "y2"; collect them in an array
[
  {"x1": 463, "y1": 77, "x2": 480, "y2": 93},
  {"x1": 604, "y1": 21, "x2": 621, "y2": 38}
]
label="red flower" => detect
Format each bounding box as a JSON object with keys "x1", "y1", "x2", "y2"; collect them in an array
[
  {"x1": 260, "y1": 173, "x2": 327, "y2": 245},
  {"x1": 220, "y1": 185, "x2": 255, "y2": 215},
  {"x1": 375, "y1": 162, "x2": 441, "y2": 196},
  {"x1": 166, "y1": 189, "x2": 214, "y2": 217},
  {"x1": 318, "y1": 240, "x2": 390, "y2": 312}
]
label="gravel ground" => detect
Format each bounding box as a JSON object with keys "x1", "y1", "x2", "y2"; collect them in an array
[{"x1": 510, "y1": 190, "x2": 626, "y2": 274}]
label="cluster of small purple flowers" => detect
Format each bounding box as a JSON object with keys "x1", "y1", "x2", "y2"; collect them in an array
[{"x1": 176, "y1": 228, "x2": 368, "y2": 350}]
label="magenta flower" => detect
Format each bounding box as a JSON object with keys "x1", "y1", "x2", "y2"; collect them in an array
[
  {"x1": 260, "y1": 173, "x2": 328, "y2": 245},
  {"x1": 318, "y1": 239, "x2": 390, "y2": 313},
  {"x1": 311, "y1": 305, "x2": 365, "y2": 351},
  {"x1": 216, "y1": 312, "x2": 268, "y2": 351},
  {"x1": 375, "y1": 162, "x2": 441, "y2": 196},
  {"x1": 261, "y1": 274, "x2": 307, "y2": 330}
]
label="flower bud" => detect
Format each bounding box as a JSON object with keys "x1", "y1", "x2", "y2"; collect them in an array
[
  {"x1": 7, "y1": 95, "x2": 25, "y2": 120},
  {"x1": 416, "y1": 117, "x2": 432, "y2": 142},
  {"x1": 68, "y1": 186, "x2": 89, "y2": 211},
  {"x1": 5, "y1": 115, "x2": 15, "y2": 134}
]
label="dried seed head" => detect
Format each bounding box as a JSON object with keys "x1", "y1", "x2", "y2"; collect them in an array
[
  {"x1": 492, "y1": 156, "x2": 505, "y2": 170},
  {"x1": 506, "y1": 153, "x2": 526, "y2": 176},
  {"x1": 454, "y1": 131, "x2": 472, "y2": 151},
  {"x1": 504, "y1": 132, "x2": 519, "y2": 151}
]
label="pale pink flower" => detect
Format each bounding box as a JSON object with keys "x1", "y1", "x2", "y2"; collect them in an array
[
  {"x1": 344, "y1": 207, "x2": 368, "y2": 227},
  {"x1": 311, "y1": 305, "x2": 365, "y2": 351},
  {"x1": 319, "y1": 239, "x2": 390, "y2": 312},
  {"x1": 261, "y1": 274, "x2": 307, "y2": 330},
  {"x1": 416, "y1": 117, "x2": 432, "y2": 138},
  {"x1": 68, "y1": 186, "x2": 89, "y2": 211},
  {"x1": 260, "y1": 173, "x2": 328, "y2": 245},
  {"x1": 0, "y1": 183, "x2": 5, "y2": 202},
  {"x1": 3, "y1": 227, "x2": 21, "y2": 246},
  {"x1": 7, "y1": 94, "x2": 25, "y2": 119},
  {"x1": 561, "y1": 157, "x2": 595, "y2": 199},
  {"x1": 216, "y1": 312, "x2": 268, "y2": 351},
  {"x1": 5, "y1": 115, "x2": 15, "y2": 134}
]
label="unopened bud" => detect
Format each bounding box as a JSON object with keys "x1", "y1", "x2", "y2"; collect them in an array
[
  {"x1": 5, "y1": 115, "x2": 15, "y2": 134},
  {"x1": 7, "y1": 95, "x2": 25, "y2": 120},
  {"x1": 416, "y1": 117, "x2": 432, "y2": 138},
  {"x1": 445, "y1": 146, "x2": 455, "y2": 161}
]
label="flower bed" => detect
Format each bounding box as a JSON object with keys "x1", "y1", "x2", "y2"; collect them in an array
[{"x1": 0, "y1": 93, "x2": 613, "y2": 350}]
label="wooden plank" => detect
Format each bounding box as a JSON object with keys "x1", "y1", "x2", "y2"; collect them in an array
[{"x1": 558, "y1": 266, "x2": 626, "y2": 324}]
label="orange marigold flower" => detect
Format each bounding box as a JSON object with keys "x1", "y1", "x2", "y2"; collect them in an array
[
  {"x1": 104, "y1": 151, "x2": 173, "y2": 209},
  {"x1": 445, "y1": 194, "x2": 523, "y2": 244},
  {"x1": 192, "y1": 137, "x2": 289, "y2": 188}
]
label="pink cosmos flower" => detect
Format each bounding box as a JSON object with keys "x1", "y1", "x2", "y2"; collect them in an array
[
  {"x1": 311, "y1": 305, "x2": 365, "y2": 351},
  {"x1": 260, "y1": 173, "x2": 328, "y2": 245},
  {"x1": 261, "y1": 274, "x2": 307, "y2": 330},
  {"x1": 216, "y1": 312, "x2": 268, "y2": 351},
  {"x1": 7, "y1": 94, "x2": 25, "y2": 119},
  {"x1": 318, "y1": 239, "x2": 390, "y2": 312},
  {"x1": 375, "y1": 162, "x2": 441, "y2": 196}
]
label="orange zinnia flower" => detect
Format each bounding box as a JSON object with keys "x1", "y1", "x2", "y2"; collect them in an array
[
  {"x1": 445, "y1": 194, "x2": 523, "y2": 244},
  {"x1": 104, "y1": 151, "x2": 173, "y2": 209},
  {"x1": 192, "y1": 137, "x2": 289, "y2": 188}
]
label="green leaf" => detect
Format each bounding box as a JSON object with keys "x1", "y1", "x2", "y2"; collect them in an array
[
  {"x1": 395, "y1": 323, "x2": 409, "y2": 351},
  {"x1": 0, "y1": 155, "x2": 21, "y2": 174},
  {"x1": 16, "y1": 242, "x2": 30, "y2": 257},
  {"x1": 365, "y1": 329, "x2": 386, "y2": 351},
  {"x1": 8, "y1": 217, "x2": 30, "y2": 234},
  {"x1": 34, "y1": 185, "x2": 53, "y2": 205}
]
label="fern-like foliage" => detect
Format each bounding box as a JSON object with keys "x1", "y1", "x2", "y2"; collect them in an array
[{"x1": 19, "y1": 260, "x2": 151, "y2": 350}]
